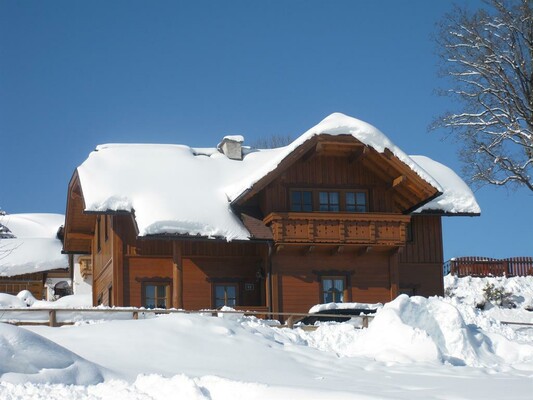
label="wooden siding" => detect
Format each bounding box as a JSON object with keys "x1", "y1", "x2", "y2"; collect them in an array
[
  {"x1": 182, "y1": 257, "x2": 264, "y2": 310},
  {"x1": 124, "y1": 257, "x2": 173, "y2": 307},
  {"x1": 0, "y1": 274, "x2": 44, "y2": 299},
  {"x1": 272, "y1": 247, "x2": 394, "y2": 314},
  {"x1": 91, "y1": 215, "x2": 114, "y2": 306},
  {"x1": 260, "y1": 154, "x2": 395, "y2": 214},
  {"x1": 398, "y1": 215, "x2": 444, "y2": 296},
  {"x1": 400, "y1": 215, "x2": 443, "y2": 264}
]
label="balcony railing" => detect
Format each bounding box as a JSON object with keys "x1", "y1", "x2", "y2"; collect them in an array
[{"x1": 263, "y1": 212, "x2": 410, "y2": 246}]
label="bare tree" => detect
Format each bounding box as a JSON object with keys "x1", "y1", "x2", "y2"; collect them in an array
[
  {"x1": 433, "y1": 0, "x2": 533, "y2": 191},
  {"x1": 252, "y1": 134, "x2": 293, "y2": 149}
]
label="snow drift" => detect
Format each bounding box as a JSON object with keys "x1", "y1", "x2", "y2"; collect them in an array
[{"x1": 0, "y1": 323, "x2": 105, "y2": 385}]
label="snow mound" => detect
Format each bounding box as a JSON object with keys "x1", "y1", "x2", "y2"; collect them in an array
[
  {"x1": 304, "y1": 295, "x2": 533, "y2": 367},
  {"x1": 0, "y1": 293, "x2": 27, "y2": 308},
  {"x1": 0, "y1": 323, "x2": 105, "y2": 385},
  {"x1": 309, "y1": 302, "x2": 382, "y2": 313}
]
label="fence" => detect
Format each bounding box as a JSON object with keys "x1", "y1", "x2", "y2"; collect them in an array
[
  {"x1": 443, "y1": 256, "x2": 533, "y2": 277},
  {"x1": 0, "y1": 307, "x2": 374, "y2": 329}
]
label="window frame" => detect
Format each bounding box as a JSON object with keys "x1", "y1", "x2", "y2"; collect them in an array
[
  {"x1": 318, "y1": 191, "x2": 340, "y2": 212},
  {"x1": 345, "y1": 190, "x2": 368, "y2": 213},
  {"x1": 288, "y1": 188, "x2": 370, "y2": 213},
  {"x1": 142, "y1": 281, "x2": 171, "y2": 309},
  {"x1": 320, "y1": 275, "x2": 348, "y2": 304},
  {"x1": 290, "y1": 189, "x2": 313, "y2": 212},
  {"x1": 213, "y1": 283, "x2": 239, "y2": 309}
]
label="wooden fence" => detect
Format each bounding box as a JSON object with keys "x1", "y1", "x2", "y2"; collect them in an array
[
  {"x1": 444, "y1": 256, "x2": 533, "y2": 277},
  {"x1": 0, "y1": 307, "x2": 374, "y2": 329}
]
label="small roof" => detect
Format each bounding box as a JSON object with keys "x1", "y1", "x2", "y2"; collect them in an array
[
  {"x1": 0, "y1": 214, "x2": 68, "y2": 277},
  {"x1": 75, "y1": 113, "x2": 478, "y2": 241}
]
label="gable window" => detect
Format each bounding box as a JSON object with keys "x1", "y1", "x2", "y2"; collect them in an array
[
  {"x1": 144, "y1": 283, "x2": 170, "y2": 309},
  {"x1": 319, "y1": 191, "x2": 340, "y2": 212},
  {"x1": 290, "y1": 190, "x2": 313, "y2": 212},
  {"x1": 346, "y1": 191, "x2": 367, "y2": 212},
  {"x1": 214, "y1": 283, "x2": 238, "y2": 308},
  {"x1": 321, "y1": 277, "x2": 346, "y2": 303}
]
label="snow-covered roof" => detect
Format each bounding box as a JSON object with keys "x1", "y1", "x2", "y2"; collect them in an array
[
  {"x1": 76, "y1": 112, "x2": 478, "y2": 240},
  {"x1": 0, "y1": 214, "x2": 68, "y2": 277},
  {"x1": 411, "y1": 156, "x2": 480, "y2": 215}
]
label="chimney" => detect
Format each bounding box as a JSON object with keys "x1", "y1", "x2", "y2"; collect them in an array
[{"x1": 217, "y1": 135, "x2": 244, "y2": 160}]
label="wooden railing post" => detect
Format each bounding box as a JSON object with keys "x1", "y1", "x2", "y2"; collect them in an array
[
  {"x1": 49, "y1": 310, "x2": 57, "y2": 327},
  {"x1": 287, "y1": 315, "x2": 295, "y2": 329}
]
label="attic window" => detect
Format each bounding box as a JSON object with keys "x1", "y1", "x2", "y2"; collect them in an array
[
  {"x1": 319, "y1": 191, "x2": 340, "y2": 212},
  {"x1": 290, "y1": 190, "x2": 313, "y2": 212},
  {"x1": 346, "y1": 191, "x2": 367, "y2": 212}
]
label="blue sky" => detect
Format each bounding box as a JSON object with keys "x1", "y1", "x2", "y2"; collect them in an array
[{"x1": 0, "y1": 0, "x2": 531, "y2": 260}]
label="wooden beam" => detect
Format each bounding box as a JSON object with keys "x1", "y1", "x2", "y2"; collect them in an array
[
  {"x1": 357, "y1": 246, "x2": 372, "y2": 256},
  {"x1": 67, "y1": 232, "x2": 93, "y2": 240},
  {"x1": 391, "y1": 175, "x2": 406, "y2": 189},
  {"x1": 348, "y1": 146, "x2": 368, "y2": 164},
  {"x1": 303, "y1": 245, "x2": 315, "y2": 255},
  {"x1": 172, "y1": 241, "x2": 183, "y2": 309},
  {"x1": 331, "y1": 245, "x2": 344, "y2": 255}
]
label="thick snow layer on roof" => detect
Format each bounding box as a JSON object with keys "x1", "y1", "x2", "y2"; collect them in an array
[
  {"x1": 225, "y1": 113, "x2": 442, "y2": 201},
  {"x1": 0, "y1": 213, "x2": 64, "y2": 238},
  {"x1": 411, "y1": 156, "x2": 481, "y2": 215},
  {"x1": 0, "y1": 214, "x2": 68, "y2": 277},
  {"x1": 77, "y1": 113, "x2": 476, "y2": 239}
]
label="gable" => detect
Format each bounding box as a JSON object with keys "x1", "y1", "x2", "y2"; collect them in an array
[{"x1": 235, "y1": 134, "x2": 441, "y2": 214}]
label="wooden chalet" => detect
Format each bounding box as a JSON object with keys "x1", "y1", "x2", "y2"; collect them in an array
[{"x1": 62, "y1": 113, "x2": 480, "y2": 313}]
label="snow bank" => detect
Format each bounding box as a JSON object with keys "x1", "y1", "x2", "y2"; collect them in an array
[
  {"x1": 301, "y1": 295, "x2": 533, "y2": 368},
  {"x1": 309, "y1": 302, "x2": 382, "y2": 314},
  {"x1": 0, "y1": 323, "x2": 105, "y2": 385},
  {"x1": 0, "y1": 293, "x2": 27, "y2": 308}
]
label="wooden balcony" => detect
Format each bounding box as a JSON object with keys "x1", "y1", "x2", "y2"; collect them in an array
[
  {"x1": 263, "y1": 212, "x2": 411, "y2": 246},
  {"x1": 79, "y1": 257, "x2": 93, "y2": 278}
]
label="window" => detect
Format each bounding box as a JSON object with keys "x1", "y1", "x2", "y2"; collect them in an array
[
  {"x1": 346, "y1": 191, "x2": 367, "y2": 212},
  {"x1": 319, "y1": 191, "x2": 340, "y2": 212},
  {"x1": 321, "y1": 277, "x2": 346, "y2": 303},
  {"x1": 96, "y1": 216, "x2": 101, "y2": 252},
  {"x1": 291, "y1": 190, "x2": 313, "y2": 212},
  {"x1": 144, "y1": 283, "x2": 170, "y2": 309},
  {"x1": 108, "y1": 285, "x2": 113, "y2": 306},
  {"x1": 104, "y1": 216, "x2": 109, "y2": 242},
  {"x1": 214, "y1": 284, "x2": 238, "y2": 308}
]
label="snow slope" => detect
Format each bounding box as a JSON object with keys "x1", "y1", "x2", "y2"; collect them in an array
[{"x1": 0, "y1": 276, "x2": 532, "y2": 399}]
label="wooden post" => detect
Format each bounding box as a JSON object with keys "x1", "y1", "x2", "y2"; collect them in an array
[
  {"x1": 362, "y1": 316, "x2": 369, "y2": 329},
  {"x1": 133, "y1": 311, "x2": 138, "y2": 320},
  {"x1": 287, "y1": 315, "x2": 294, "y2": 329},
  {"x1": 389, "y1": 249, "x2": 400, "y2": 299},
  {"x1": 172, "y1": 242, "x2": 183, "y2": 309},
  {"x1": 112, "y1": 215, "x2": 124, "y2": 306},
  {"x1": 49, "y1": 310, "x2": 57, "y2": 327}
]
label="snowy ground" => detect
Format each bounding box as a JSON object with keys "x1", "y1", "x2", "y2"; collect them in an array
[{"x1": 1, "y1": 276, "x2": 532, "y2": 399}]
